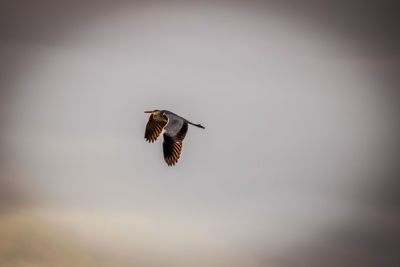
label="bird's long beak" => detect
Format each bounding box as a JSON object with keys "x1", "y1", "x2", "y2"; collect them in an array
[{"x1": 144, "y1": 111, "x2": 153, "y2": 113}]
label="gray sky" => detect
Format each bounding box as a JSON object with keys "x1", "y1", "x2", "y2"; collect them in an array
[{"x1": 1, "y1": 1, "x2": 399, "y2": 266}]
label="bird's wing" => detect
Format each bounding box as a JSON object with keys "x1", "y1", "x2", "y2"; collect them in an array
[
  {"x1": 175, "y1": 121, "x2": 188, "y2": 142},
  {"x1": 144, "y1": 114, "x2": 168, "y2": 142},
  {"x1": 162, "y1": 120, "x2": 188, "y2": 166},
  {"x1": 162, "y1": 133, "x2": 182, "y2": 166},
  {"x1": 162, "y1": 123, "x2": 187, "y2": 166}
]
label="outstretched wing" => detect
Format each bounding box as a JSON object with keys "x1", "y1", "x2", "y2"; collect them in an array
[
  {"x1": 145, "y1": 114, "x2": 168, "y2": 142},
  {"x1": 162, "y1": 122, "x2": 188, "y2": 166}
]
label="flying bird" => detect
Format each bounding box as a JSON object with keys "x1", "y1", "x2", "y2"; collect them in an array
[{"x1": 144, "y1": 110, "x2": 205, "y2": 166}]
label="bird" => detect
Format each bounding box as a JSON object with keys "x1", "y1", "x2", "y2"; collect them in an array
[{"x1": 144, "y1": 110, "x2": 205, "y2": 166}]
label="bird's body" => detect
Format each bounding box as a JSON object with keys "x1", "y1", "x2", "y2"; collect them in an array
[{"x1": 144, "y1": 110, "x2": 205, "y2": 166}]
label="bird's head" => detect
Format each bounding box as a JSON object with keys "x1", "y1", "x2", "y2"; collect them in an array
[
  {"x1": 144, "y1": 109, "x2": 160, "y2": 115},
  {"x1": 144, "y1": 109, "x2": 166, "y2": 120}
]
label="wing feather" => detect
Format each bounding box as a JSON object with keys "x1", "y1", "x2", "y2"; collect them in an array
[
  {"x1": 162, "y1": 121, "x2": 188, "y2": 165},
  {"x1": 145, "y1": 114, "x2": 168, "y2": 142}
]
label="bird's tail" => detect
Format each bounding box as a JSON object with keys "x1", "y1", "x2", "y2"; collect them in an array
[{"x1": 187, "y1": 121, "x2": 205, "y2": 129}]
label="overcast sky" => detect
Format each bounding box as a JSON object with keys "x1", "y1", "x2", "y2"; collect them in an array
[{"x1": 0, "y1": 1, "x2": 399, "y2": 266}]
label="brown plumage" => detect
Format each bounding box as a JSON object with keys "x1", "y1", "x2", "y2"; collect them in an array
[
  {"x1": 144, "y1": 114, "x2": 167, "y2": 143},
  {"x1": 144, "y1": 109, "x2": 205, "y2": 166}
]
